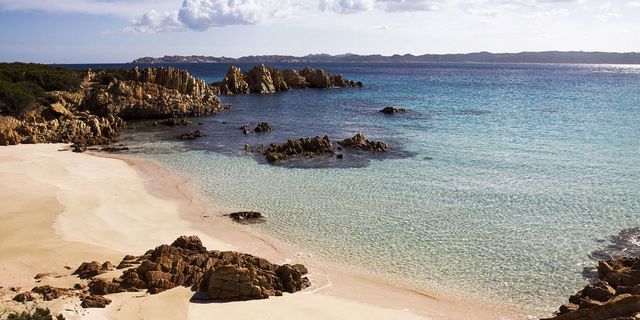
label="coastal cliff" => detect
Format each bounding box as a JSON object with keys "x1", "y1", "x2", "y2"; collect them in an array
[
  {"x1": 211, "y1": 65, "x2": 363, "y2": 95},
  {"x1": 0, "y1": 64, "x2": 222, "y2": 145}
]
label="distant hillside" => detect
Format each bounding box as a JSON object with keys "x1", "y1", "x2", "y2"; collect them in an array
[{"x1": 132, "y1": 51, "x2": 640, "y2": 65}]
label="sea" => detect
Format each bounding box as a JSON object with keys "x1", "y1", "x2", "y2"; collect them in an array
[{"x1": 66, "y1": 62, "x2": 640, "y2": 317}]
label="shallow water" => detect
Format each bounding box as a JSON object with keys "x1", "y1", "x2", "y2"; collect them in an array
[{"x1": 76, "y1": 62, "x2": 640, "y2": 316}]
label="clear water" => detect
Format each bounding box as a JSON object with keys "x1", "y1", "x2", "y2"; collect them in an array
[{"x1": 74, "y1": 63, "x2": 640, "y2": 316}]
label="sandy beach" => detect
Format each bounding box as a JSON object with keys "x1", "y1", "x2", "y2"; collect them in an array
[{"x1": 0, "y1": 144, "x2": 526, "y2": 320}]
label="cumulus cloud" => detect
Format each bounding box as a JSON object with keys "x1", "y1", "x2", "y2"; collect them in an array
[
  {"x1": 128, "y1": 0, "x2": 289, "y2": 33},
  {"x1": 320, "y1": 0, "x2": 441, "y2": 13}
]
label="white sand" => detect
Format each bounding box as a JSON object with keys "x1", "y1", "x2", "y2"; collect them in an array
[{"x1": 0, "y1": 144, "x2": 527, "y2": 320}]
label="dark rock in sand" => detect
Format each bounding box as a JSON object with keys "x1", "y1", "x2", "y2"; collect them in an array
[
  {"x1": 74, "y1": 261, "x2": 108, "y2": 279},
  {"x1": 81, "y1": 295, "x2": 112, "y2": 308},
  {"x1": 31, "y1": 285, "x2": 71, "y2": 301},
  {"x1": 84, "y1": 236, "x2": 309, "y2": 301},
  {"x1": 254, "y1": 122, "x2": 272, "y2": 132},
  {"x1": 228, "y1": 211, "x2": 264, "y2": 224},
  {"x1": 13, "y1": 292, "x2": 36, "y2": 303},
  {"x1": 177, "y1": 130, "x2": 204, "y2": 140},
  {"x1": 339, "y1": 132, "x2": 389, "y2": 152},
  {"x1": 380, "y1": 106, "x2": 407, "y2": 114}
]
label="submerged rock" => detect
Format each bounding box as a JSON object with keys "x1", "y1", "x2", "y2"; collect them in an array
[
  {"x1": 177, "y1": 130, "x2": 204, "y2": 140},
  {"x1": 380, "y1": 106, "x2": 407, "y2": 114},
  {"x1": 262, "y1": 136, "x2": 333, "y2": 163},
  {"x1": 339, "y1": 132, "x2": 389, "y2": 152},
  {"x1": 254, "y1": 122, "x2": 272, "y2": 132},
  {"x1": 228, "y1": 211, "x2": 265, "y2": 224}
]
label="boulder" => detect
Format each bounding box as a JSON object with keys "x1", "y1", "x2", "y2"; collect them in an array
[
  {"x1": 13, "y1": 292, "x2": 36, "y2": 303},
  {"x1": 73, "y1": 261, "x2": 109, "y2": 279},
  {"x1": 263, "y1": 136, "x2": 333, "y2": 163},
  {"x1": 246, "y1": 65, "x2": 276, "y2": 94},
  {"x1": 31, "y1": 285, "x2": 71, "y2": 301},
  {"x1": 177, "y1": 130, "x2": 203, "y2": 140},
  {"x1": 380, "y1": 106, "x2": 407, "y2": 114},
  {"x1": 81, "y1": 295, "x2": 112, "y2": 308},
  {"x1": 546, "y1": 257, "x2": 640, "y2": 319},
  {"x1": 254, "y1": 122, "x2": 272, "y2": 132},
  {"x1": 339, "y1": 132, "x2": 389, "y2": 152},
  {"x1": 79, "y1": 236, "x2": 309, "y2": 302},
  {"x1": 228, "y1": 211, "x2": 264, "y2": 224}
]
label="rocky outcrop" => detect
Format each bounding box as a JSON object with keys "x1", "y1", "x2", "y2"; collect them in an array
[
  {"x1": 261, "y1": 136, "x2": 334, "y2": 163},
  {"x1": 1, "y1": 67, "x2": 223, "y2": 146},
  {"x1": 339, "y1": 132, "x2": 389, "y2": 152},
  {"x1": 81, "y1": 295, "x2": 112, "y2": 308},
  {"x1": 544, "y1": 257, "x2": 640, "y2": 320},
  {"x1": 254, "y1": 122, "x2": 272, "y2": 132},
  {"x1": 177, "y1": 130, "x2": 203, "y2": 140},
  {"x1": 0, "y1": 113, "x2": 123, "y2": 146},
  {"x1": 73, "y1": 261, "x2": 114, "y2": 279},
  {"x1": 212, "y1": 65, "x2": 362, "y2": 95},
  {"x1": 84, "y1": 68, "x2": 221, "y2": 119},
  {"x1": 380, "y1": 106, "x2": 407, "y2": 114},
  {"x1": 83, "y1": 236, "x2": 309, "y2": 301},
  {"x1": 228, "y1": 211, "x2": 265, "y2": 224}
]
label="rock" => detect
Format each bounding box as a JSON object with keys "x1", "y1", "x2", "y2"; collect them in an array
[
  {"x1": 177, "y1": 130, "x2": 203, "y2": 140},
  {"x1": 76, "y1": 236, "x2": 308, "y2": 302},
  {"x1": 85, "y1": 67, "x2": 221, "y2": 119},
  {"x1": 380, "y1": 106, "x2": 407, "y2": 114},
  {"x1": 74, "y1": 261, "x2": 108, "y2": 279},
  {"x1": 339, "y1": 132, "x2": 389, "y2": 152},
  {"x1": 81, "y1": 295, "x2": 112, "y2": 308},
  {"x1": 31, "y1": 285, "x2": 71, "y2": 301},
  {"x1": 34, "y1": 273, "x2": 52, "y2": 279},
  {"x1": 543, "y1": 294, "x2": 640, "y2": 320},
  {"x1": 262, "y1": 136, "x2": 333, "y2": 163},
  {"x1": 13, "y1": 292, "x2": 36, "y2": 303},
  {"x1": 171, "y1": 235, "x2": 206, "y2": 252},
  {"x1": 546, "y1": 257, "x2": 640, "y2": 319},
  {"x1": 160, "y1": 118, "x2": 192, "y2": 127},
  {"x1": 100, "y1": 146, "x2": 129, "y2": 152},
  {"x1": 48, "y1": 103, "x2": 73, "y2": 117},
  {"x1": 254, "y1": 122, "x2": 272, "y2": 132},
  {"x1": 241, "y1": 125, "x2": 250, "y2": 135},
  {"x1": 211, "y1": 65, "x2": 361, "y2": 94},
  {"x1": 228, "y1": 211, "x2": 264, "y2": 224}
]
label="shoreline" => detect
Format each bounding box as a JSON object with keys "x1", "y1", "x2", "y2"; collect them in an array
[{"x1": 0, "y1": 144, "x2": 527, "y2": 319}]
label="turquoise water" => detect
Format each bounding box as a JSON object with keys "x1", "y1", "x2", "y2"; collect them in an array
[{"x1": 114, "y1": 63, "x2": 640, "y2": 317}]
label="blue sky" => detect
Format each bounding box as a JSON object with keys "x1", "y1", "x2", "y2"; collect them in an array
[{"x1": 1, "y1": 0, "x2": 639, "y2": 63}]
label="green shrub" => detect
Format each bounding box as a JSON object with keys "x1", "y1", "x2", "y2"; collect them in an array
[{"x1": 4, "y1": 308, "x2": 65, "y2": 320}]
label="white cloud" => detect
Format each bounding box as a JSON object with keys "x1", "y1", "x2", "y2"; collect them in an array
[
  {"x1": 625, "y1": 0, "x2": 640, "y2": 7},
  {"x1": 0, "y1": 0, "x2": 177, "y2": 18},
  {"x1": 126, "y1": 10, "x2": 185, "y2": 33},
  {"x1": 320, "y1": 0, "x2": 441, "y2": 13},
  {"x1": 128, "y1": 0, "x2": 290, "y2": 33}
]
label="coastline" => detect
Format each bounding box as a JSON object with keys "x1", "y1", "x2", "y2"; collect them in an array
[{"x1": 0, "y1": 144, "x2": 527, "y2": 319}]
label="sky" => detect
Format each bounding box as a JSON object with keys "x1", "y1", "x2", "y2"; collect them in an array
[{"x1": 0, "y1": 0, "x2": 639, "y2": 63}]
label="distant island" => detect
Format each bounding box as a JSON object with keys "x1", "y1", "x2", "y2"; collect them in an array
[{"x1": 132, "y1": 51, "x2": 640, "y2": 65}]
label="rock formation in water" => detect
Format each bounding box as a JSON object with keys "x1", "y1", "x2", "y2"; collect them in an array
[
  {"x1": 260, "y1": 136, "x2": 334, "y2": 163},
  {"x1": 339, "y1": 132, "x2": 389, "y2": 152},
  {"x1": 254, "y1": 122, "x2": 272, "y2": 132},
  {"x1": 227, "y1": 211, "x2": 265, "y2": 224},
  {"x1": 380, "y1": 106, "x2": 407, "y2": 114},
  {"x1": 177, "y1": 130, "x2": 204, "y2": 140},
  {"x1": 212, "y1": 65, "x2": 363, "y2": 95},
  {"x1": 543, "y1": 257, "x2": 640, "y2": 320},
  {"x1": 0, "y1": 65, "x2": 222, "y2": 146}
]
